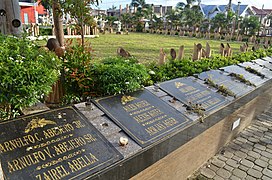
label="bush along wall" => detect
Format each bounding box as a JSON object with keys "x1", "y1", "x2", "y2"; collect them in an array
[
  {"x1": 64, "y1": 46, "x2": 152, "y2": 102},
  {"x1": 148, "y1": 48, "x2": 272, "y2": 82},
  {"x1": 0, "y1": 35, "x2": 62, "y2": 120}
]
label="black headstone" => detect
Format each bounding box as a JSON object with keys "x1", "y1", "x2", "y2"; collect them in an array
[
  {"x1": 158, "y1": 77, "x2": 229, "y2": 114},
  {"x1": 222, "y1": 65, "x2": 268, "y2": 87},
  {"x1": 253, "y1": 59, "x2": 272, "y2": 70},
  {"x1": 239, "y1": 62, "x2": 272, "y2": 79},
  {"x1": 197, "y1": 70, "x2": 254, "y2": 97},
  {"x1": 0, "y1": 106, "x2": 122, "y2": 180},
  {"x1": 93, "y1": 90, "x2": 192, "y2": 148}
]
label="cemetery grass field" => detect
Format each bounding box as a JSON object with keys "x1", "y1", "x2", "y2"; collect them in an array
[{"x1": 86, "y1": 33, "x2": 245, "y2": 63}]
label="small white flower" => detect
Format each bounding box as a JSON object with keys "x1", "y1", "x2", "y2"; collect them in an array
[
  {"x1": 125, "y1": 82, "x2": 130, "y2": 84},
  {"x1": 9, "y1": 57, "x2": 14, "y2": 60},
  {"x1": 52, "y1": 57, "x2": 55, "y2": 61},
  {"x1": 125, "y1": 60, "x2": 129, "y2": 62},
  {"x1": 149, "y1": 70, "x2": 155, "y2": 75},
  {"x1": 38, "y1": 55, "x2": 44, "y2": 58}
]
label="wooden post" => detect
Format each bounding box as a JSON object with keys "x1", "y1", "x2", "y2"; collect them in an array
[
  {"x1": 192, "y1": 43, "x2": 202, "y2": 61},
  {"x1": 159, "y1": 48, "x2": 166, "y2": 65},
  {"x1": 177, "y1": 45, "x2": 185, "y2": 60},
  {"x1": 225, "y1": 43, "x2": 232, "y2": 57},
  {"x1": 4, "y1": 0, "x2": 22, "y2": 36},
  {"x1": 220, "y1": 43, "x2": 225, "y2": 56},
  {"x1": 206, "y1": 42, "x2": 211, "y2": 58}
]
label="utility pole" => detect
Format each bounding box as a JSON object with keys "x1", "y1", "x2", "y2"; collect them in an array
[
  {"x1": 1, "y1": 0, "x2": 22, "y2": 36},
  {"x1": 227, "y1": 0, "x2": 232, "y2": 12},
  {"x1": 236, "y1": 1, "x2": 241, "y2": 39}
]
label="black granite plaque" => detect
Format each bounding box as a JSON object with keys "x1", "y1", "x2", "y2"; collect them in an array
[
  {"x1": 239, "y1": 62, "x2": 272, "y2": 79},
  {"x1": 197, "y1": 70, "x2": 254, "y2": 97},
  {"x1": 0, "y1": 106, "x2": 122, "y2": 180},
  {"x1": 253, "y1": 59, "x2": 272, "y2": 70},
  {"x1": 158, "y1": 77, "x2": 229, "y2": 114},
  {"x1": 222, "y1": 65, "x2": 268, "y2": 87},
  {"x1": 93, "y1": 90, "x2": 192, "y2": 148}
]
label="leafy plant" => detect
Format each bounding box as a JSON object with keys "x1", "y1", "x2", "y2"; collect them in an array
[
  {"x1": 92, "y1": 57, "x2": 152, "y2": 96},
  {"x1": 0, "y1": 35, "x2": 61, "y2": 120},
  {"x1": 229, "y1": 73, "x2": 256, "y2": 87},
  {"x1": 245, "y1": 66, "x2": 265, "y2": 79},
  {"x1": 205, "y1": 78, "x2": 236, "y2": 97}
]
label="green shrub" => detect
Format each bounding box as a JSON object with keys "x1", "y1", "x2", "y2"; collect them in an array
[
  {"x1": 64, "y1": 46, "x2": 151, "y2": 98},
  {"x1": 92, "y1": 57, "x2": 151, "y2": 96},
  {"x1": 148, "y1": 47, "x2": 272, "y2": 83},
  {"x1": 63, "y1": 44, "x2": 95, "y2": 98},
  {"x1": 0, "y1": 35, "x2": 61, "y2": 120}
]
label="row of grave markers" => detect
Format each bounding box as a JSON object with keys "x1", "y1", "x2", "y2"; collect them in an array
[
  {"x1": 1, "y1": 56, "x2": 272, "y2": 179},
  {"x1": 157, "y1": 42, "x2": 271, "y2": 64}
]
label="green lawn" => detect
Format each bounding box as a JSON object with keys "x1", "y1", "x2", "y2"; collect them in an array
[{"x1": 86, "y1": 32, "x2": 245, "y2": 64}]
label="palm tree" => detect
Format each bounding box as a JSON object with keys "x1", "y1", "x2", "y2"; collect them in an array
[
  {"x1": 166, "y1": 9, "x2": 179, "y2": 30},
  {"x1": 130, "y1": 0, "x2": 148, "y2": 11}
]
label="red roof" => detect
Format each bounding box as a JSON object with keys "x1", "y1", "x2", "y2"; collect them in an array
[{"x1": 252, "y1": 6, "x2": 268, "y2": 15}]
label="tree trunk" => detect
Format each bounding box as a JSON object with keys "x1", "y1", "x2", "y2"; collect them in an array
[
  {"x1": 52, "y1": 0, "x2": 64, "y2": 47},
  {"x1": 81, "y1": 22, "x2": 85, "y2": 47},
  {"x1": 4, "y1": 0, "x2": 22, "y2": 36}
]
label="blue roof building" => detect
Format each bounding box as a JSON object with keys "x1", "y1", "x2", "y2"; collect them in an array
[{"x1": 199, "y1": 3, "x2": 254, "y2": 19}]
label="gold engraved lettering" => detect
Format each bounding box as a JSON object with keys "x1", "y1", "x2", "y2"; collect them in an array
[
  {"x1": 83, "y1": 134, "x2": 97, "y2": 143},
  {"x1": 52, "y1": 137, "x2": 86, "y2": 156},
  {"x1": 121, "y1": 95, "x2": 137, "y2": 105},
  {"x1": 0, "y1": 134, "x2": 42, "y2": 153},
  {"x1": 36, "y1": 165, "x2": 70, "y2": 180},
  {"x1": 72, "y1": 120, "x2": 86, "y2": 129},
  {"x1": 163, "y1": 118, "x2": 178, "y2": 127},
  {"x1": 145, "y1": 126, "x2": 159, "y2": 136},
  {"x1": 175, "y1": 82, "x2": 184, "y2": 88},
  {"x1": 25, "y1": 118, "x2": 56, "y2": 133},
  {"x1": 8, "y1": 148, "x2": 53, "y2": 173},
  {"x1": 43, "y1": 124, "x2": 74, "y2": 140},
  {"x1": 68, "y1": 153, "x2": 98, "y2": 173},
  {"x1": 141, "y1": 115, "x2": 167, "y2": 126}
]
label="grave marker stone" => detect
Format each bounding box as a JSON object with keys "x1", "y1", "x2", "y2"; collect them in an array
[
  {"x1": 0, "y1": 106, "x2": 122, "y2": 179},
  {"x1": 221, "y1": 65, "x2": 268, "y2": 87},
  {"x1": 239, "y1": 62, "x2": 272, "y2": 79},
  {"x1": 158, "y1": 77, "x2": 229, "y2": 114},
  {"x1": 262, "y1": 56, "x2": 272, "y2": 62},
  {"x1": 93, "y1": 90, "x2": 192, "y2": 147},
  {"x1": 198, "y1": 70, "x2": 254, "y2": 97},
  {"x1": 253, "y1": 59, "x2": 272, "y2": 70},
  {"x1": 177, "y1": 45, "x2": 184, "y2": 60}
]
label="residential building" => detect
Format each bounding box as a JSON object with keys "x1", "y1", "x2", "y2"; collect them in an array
[
  {"x1": 19, "y1": 0, "x2": 47, "y2": 24},
  {"x1": 200, "y1": 3, "x2": 254, "y2": 19}
]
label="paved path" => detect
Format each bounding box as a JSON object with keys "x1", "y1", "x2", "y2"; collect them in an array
[{"x1": 190, "y1": 107, "x2": 272, "y2": 180}]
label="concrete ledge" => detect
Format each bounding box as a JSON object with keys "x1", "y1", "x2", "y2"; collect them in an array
[{"x1": 88, "y1": 79, "x2": 272, "y2": 180}]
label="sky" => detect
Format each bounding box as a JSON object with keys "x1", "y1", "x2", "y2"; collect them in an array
[{"x1": 94, "y1": 0, "x2": 272, "y2": 10}]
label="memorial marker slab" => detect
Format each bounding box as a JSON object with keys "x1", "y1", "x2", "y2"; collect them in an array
[
  {"x1": 239, "y1": 62, "x2": 272, "y2": 79},
  {"x1": 158, "y1": 77, "x2": 229, "y2": 114},
  {"x1": 253, "y1": 59, "x2": 272, "y2": 70},
  {"x1": 262, "y1": 56, "x2": 272, "y2": 62},
  {"x1": 221, "y1": 65, "x2": 268, "y2": 87},
  {"x1": 93, "y1": 90, "x2": 192, "y2": 148},
  {"x1": 0, "y1": 106, "x2": 122, "y2": 180},
  {"x1": 197, "y1": 70, "x2": 254, "y2": 97}
]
